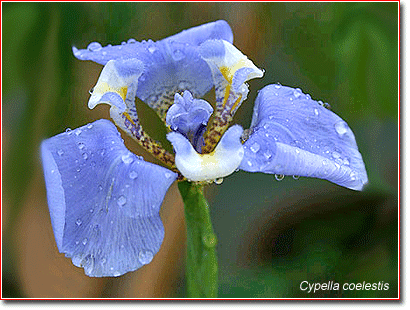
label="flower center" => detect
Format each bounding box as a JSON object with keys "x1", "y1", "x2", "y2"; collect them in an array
[{"x1": 167, "y1": 125, "x2": 244, "y2": 182}]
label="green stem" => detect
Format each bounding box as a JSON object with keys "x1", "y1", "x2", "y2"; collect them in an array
[{"x1": 178, "y1": 181, "x2": 218, "y2": 298}]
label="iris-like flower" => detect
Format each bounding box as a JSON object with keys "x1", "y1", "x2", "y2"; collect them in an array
[{"x1": 41, "y1": 20, "x2": 368, "y2": 277}]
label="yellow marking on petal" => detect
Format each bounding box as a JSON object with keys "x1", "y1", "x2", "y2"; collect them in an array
[{"x1": 94, "y1": 82, "x2": 128, "y2": 100}]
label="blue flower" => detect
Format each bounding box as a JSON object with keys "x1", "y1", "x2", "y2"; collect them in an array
[{"x1": 41, "y1": 20, "x2": 367, "y2": 277}]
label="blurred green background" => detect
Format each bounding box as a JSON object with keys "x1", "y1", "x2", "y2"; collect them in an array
[{"x1": 2, "y1": 2, "x2": 398, "y2": 298}]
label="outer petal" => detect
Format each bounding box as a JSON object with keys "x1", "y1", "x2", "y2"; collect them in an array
[
  {"x1": 240, "y1": 85, "x2": 368, "y2": 191},
  {"x1": 73, "y1": 20, "x2": 233, "y2": 119},
  {"x1": 162, "y1": 20, "x2": 233, "y2": 46},
  {"x1": 72, "y1": 20, "x2": 233, "y2": 65},
  {"x1": 41, "y1": 120, "x2": 177, "y2": 276}
]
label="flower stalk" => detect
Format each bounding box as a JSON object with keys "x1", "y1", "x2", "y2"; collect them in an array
[{"x1": 178, "y1": 181, "x2": 218, "y2": 298}]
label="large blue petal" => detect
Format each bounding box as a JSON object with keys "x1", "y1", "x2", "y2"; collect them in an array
[
  {"x1": 41, "y1": 120, "x2": 177, "y2": 276},
  {"x1": 73, "y1": 21, "x2": 233, "y2": 118},
  {"x1": 240, "y1": 85, "x2": 368, "y2": 191}
]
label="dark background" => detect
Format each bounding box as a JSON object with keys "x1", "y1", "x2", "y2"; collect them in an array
[{"x1": 2, "y1": 2, "x2": 398, "y2": 298}]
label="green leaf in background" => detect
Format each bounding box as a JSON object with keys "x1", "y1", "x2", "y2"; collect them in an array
[
  {"x1": 178, "y1": 181, "x2": 218, "y2": 298},
  {"x1": 332, "y1": 3, "x2": 398, "y2": 120}
]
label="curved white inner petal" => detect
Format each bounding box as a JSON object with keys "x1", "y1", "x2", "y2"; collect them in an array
[
  {"x1": 168, "y1": 126, "x2": 244, "y2": 182},
  {"x1": 88, "y1": 60, "x2": 142, "y2": 110}
]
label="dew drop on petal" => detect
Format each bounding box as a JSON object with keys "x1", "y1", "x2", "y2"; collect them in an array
[
  {"x1": 87, "y1": 124, "x2": 93, "y2": 129},
  {"x1": 127, "y1": 38, "x2": 137, "y2": 44},
  {"x1": 148, "y1": 46, "x2": 157, "y2": 53},
  {"x1": 82, "y1": 153, "x2": 88, "y2": 160},
  {"x1": 293, "y1": 88, "x2": 302, "y2": 98},
  {"x1": 76, "y1": 218, "x2": 82, "y2": 226},
  {"x1": 250, "y1": 142, "x2": 260, "y2": 153},
  {"x1": 57, "y1": 149, "x2": 64, "y2": 156},
  {"x1": 113, "y1": 271, "x2": 121, "y2": 277},
  {"x1": 121, "y1": 153, "x2": 133, "y2": 164},
  {"x1": 65, "y1": 128, "x2": 72, "y2": 133},
  {"x1": 87, "y1": 42, "x2": 102, "y2": 51},
  {"x1": 75, "y1": 129, "x2": 82, "y2": 136},
  {"x1": 332, "y1": 151, "x2": 341, "y2": 159},
  {"x1": 263, "y1": 150, "x2": 272, "y2": 160},
  {"x1": 274, "y1": 84, "x2": 281, "y2": 89},
  {"x1": 98, "y1": 185, "x2": 103, "y2": 191},
  {"x1": 82, "y1": 238, "x2": 88, "y2": 245},
  {"x1": 165, "y1": 172, "x2": 172, "y2": 179},
  {"x1": 172, "y1": 49, "x2": 185, "y2": 61},
  {"x1": 214, "y1": 177, "x2": 224, "y2": 185},
  {"x1": 275, "y1": 174, "x2": 285, "y2": 181},
  {"x1": 117, "y1": 195, "x2": 127, "y2": 206},
  {"x1": 129, "y1": 171, "x2": 138, "y2": 179},
  {"x1": 293, "y1": 175, "x2": 300, "y2": 180},
  {"x1": 314, "y1": 108, "x2": 319, "y2": 116},
  {"x1": 334, "y1": 121, "x2": 348, "y2": 137},
  {"x1": 138, "y1": 250, "x2": 154, "y2": 265}
]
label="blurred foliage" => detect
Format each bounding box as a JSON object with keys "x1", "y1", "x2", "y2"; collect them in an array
[{"x1": 2, "y1": 2, "x2": 398, "y2": 298}]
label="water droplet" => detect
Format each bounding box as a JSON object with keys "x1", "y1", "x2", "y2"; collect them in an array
[
  {"x1": 78, "y1": 142, "x2": 85, "y2": 150},
  {"x1": 214, "y1": 177, "x2": 224, "y2": 185},
  {"x1": 293, "y1": 175, "x2": 300, "y2": 180},
  {"x1": 75, "y1": 129, "x2": 82, "y2": 136},
  {"x1": 57, "y1": 149, "x2": 64, "y2": 156},
  {"x1": 127, "y1": 38, "x2": 137, "y2": 44},
  {"x1": 82, "y1": 153, "x2": 88, "y2": 160},
  {"x1": 88, "y1": 87, "x2": 94, "y2": 95},
  {"x1": 87, "y1": 42, "x2": 102, "y2": 51},
  {"x1": 87, "y1": 124, "x2": 93, "y2": 129},
  {"x1": 322, "y1": 160, "x2": 328, "y2": 165},
  {"x1": 293, "y1": 88, "x2": 302, "y2": 98},
  {"x1": 51, "y1": 169, "x2": 55, "y2": 174},
  {"x1": 113, "y1": 271, "x2": 121, "y2": 277},
  {"x1": 65, "y1": 128, "x2": 72, "y2": 133},
  {"x1": 172, "y1": 49, "x2": 185, "y2": 61},
  {"x1": 121, "y1": 153, "x2": 133, "y2": 164},
  {"x1": 274, "y1": 84, "x2": 281, "y2": 89},
  {"x1": 263, "y1": 150, "x2": 272, "y2": 160},
  {"x1": 332, "y1": 151, "x2": 341, "y2": 159},
  {"x1": 295, "y1": 149, "x2": 300, "y2": 154},
  {"x1": 250, "y1": 142, "x2": 260, "y2": 153},
  {"x1": 165, "y1": 172, "x2": 173, "y2": 179},
  {"x1": 89, "y1": 208, "x2": 94, "y2": 213},
  {"x1": 275, "y1": 174, "x2": 285, "y2": 181},
  {"x1": 247, "y1": 160, "x2": 253, "y2": 167},
  {"x1": 334, "y1": 121, "x2": 348, "y2": 137},
  {"x1": 202, "y1": 233, "x2": 217, "y2": 248},
  {"x1": 117, "y1": 195, "x2": 127, "y2": 206},
  {"x1": 82, "y1": 238, "x2": 88, "y2": 245},
  {"x1": 138, "y1": 250, "x2": 154, "y2": 265},
  {"x1": 98, "y1": 185, "x2": 103, "y2": 191},
  {"x1": 343, "y1": 158, "x2": 350, "y2": 166},
  {"x1": 148, "y1": 46, "x2": 157, "y2": 53},
  {"x1": 90, "y1": 161, "x2": 96, "y2": 167},
  {"x1": 129, "y1": 171, "x2": 138, "y2": 179},
  {"x1": 76, "y1": 218, "x2": 82, "y2": 226},
  {"x1": 350, "y1": 171, "x2": 356, "y2": 181},
  {"x1": 314, "y1": 108, "x2": 319, "y2": 116}
]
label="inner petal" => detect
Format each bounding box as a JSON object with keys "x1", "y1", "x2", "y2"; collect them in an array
[
  {"x1": 166, "y1": 90, "x2": 213, "y2": 152},
  {"x1": 167, "y1": 125, "x2": 244, "y2": 182}
]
